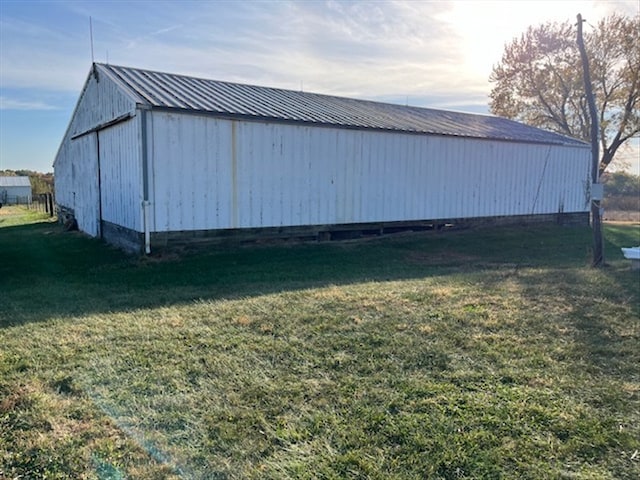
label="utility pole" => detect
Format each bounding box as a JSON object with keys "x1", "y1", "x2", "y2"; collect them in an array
[{"x1": 576, "y1": 13, "x2": 604, "y2": 267}]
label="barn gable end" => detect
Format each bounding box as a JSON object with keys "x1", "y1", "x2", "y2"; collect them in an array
[{"x1": 54, "y1": 67, "x2": 141, "y2": 238}]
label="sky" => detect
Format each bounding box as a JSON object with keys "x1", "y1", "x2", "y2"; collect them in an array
[{"x1": 0, "y1": 0, "x2": 638, "y2": 174}]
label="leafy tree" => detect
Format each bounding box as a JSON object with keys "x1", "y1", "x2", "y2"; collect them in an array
[
  {"x1": 602, "y1": 170, "x2": 640, "y2": 197},
  {"x1": 601, "y1": 170, "x2": 640, "y2": 212},
  {"x1": 490, "y1": 14, "x2": 639, "y2": 175}
]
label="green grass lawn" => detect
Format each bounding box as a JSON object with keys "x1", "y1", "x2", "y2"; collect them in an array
[{"x1": 1, "y1": 205, "x2": 639, "y2": 479}]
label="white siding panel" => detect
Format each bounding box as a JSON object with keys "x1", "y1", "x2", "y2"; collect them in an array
[
  {"x1": 150, "y1": 113, "x2": 235, "y2": 232},
  {"x1": 148, "y1": 112, "x2": 590, "y2": 233},
  {"x1": 98, "y1": 118, "x2": 142, "y2": 231}
]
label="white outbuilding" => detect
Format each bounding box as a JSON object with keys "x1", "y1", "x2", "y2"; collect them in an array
[
  {"x1": 0, "y1": 176, "x2": 32, "y2": 205},
  {"x1": 54, "y1": 64, "x2": 591, "y2": 253}
]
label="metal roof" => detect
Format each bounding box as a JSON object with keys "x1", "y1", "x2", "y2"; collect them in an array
[
  {"x1": 97, "y1": 63, "x2": 586, "y2": 147},
  {"x1": 0, "y1": 176, "x2": 31, "y2": 188}
]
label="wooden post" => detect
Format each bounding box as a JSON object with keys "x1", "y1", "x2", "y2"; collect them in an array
[
  {"x1": 48, "y1": 193, "x2": 54, "y2": 217},
  {"x1": 577, "y1": 13, "x2": 604, "y2": 267}
]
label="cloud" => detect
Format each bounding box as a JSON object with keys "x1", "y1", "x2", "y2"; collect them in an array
[
  {"x1": 123, "y1": 24, "x2": 184, "y2": 49},
  {"x1": 1, "y1": 0, "x2": 637, "y2": 112},
  {"x1": 73, "y1": 0, "x2": 475, "y2": 109},
  {"x1": 0, "y1": 1, "x2": 467, "y2": 100},
  {"x1": 0, "y1": 96, "x2": 59, "y2": 111}
]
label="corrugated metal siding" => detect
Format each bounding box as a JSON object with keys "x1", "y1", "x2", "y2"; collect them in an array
[
  {"x1": 98, "y1": 117, "x2": 142, "y2": 231},
  {"x1": 99, "y1": 63, "x2": 584, "y2": 147},
  {"x1": 54, "y1": 70, "x2": 138, "y2": 236},
  {"x1": 148, "y1": 112, "x2": 590, "y2": 233}
]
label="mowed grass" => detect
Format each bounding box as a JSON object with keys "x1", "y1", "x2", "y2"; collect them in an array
[{"x1": 1, "y1": 205, "x2": 639, "y2": 479}]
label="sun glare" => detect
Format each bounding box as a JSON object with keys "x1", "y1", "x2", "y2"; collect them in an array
[{"x1": 439, "y1": 0, "x2": 634, "y2": 77}]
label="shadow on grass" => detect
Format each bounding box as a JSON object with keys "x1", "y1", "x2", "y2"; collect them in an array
[
  {"x1": 470, "y1": 223, "x2": 639, "y2": 378},
  {"x1": 513, "y1": 266, "x2": 638, "y2": 378},
  {"x1": 1, "y1": 220, "x2": 638, "y2": 331}
]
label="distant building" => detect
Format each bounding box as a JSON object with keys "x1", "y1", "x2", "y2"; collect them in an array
[
  {"x1": 54, "y1": 63, "x2": 591, "y2": 254},
  {"x1": 0, "y1": 176, "x2": 32, "y2": 205}
]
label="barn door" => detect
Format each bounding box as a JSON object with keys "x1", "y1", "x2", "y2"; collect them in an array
[{"x1": 71, "y1": 133, "x2": 101, "y2": 237}]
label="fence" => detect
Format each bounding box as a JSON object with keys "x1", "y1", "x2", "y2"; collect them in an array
[
  {"x1": 0, "y1": 192, "x2": 31, "y2": 205},
  {"x1": 29, "y1": 193, "x2": 56, "y2": 217}
]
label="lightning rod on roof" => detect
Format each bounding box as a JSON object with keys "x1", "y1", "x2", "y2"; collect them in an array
[{"x1": 89, "y1": 16, "x2": 95, "y2": 63}]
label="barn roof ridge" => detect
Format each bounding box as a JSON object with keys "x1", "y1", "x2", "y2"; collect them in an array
[{"x1": 95, "y1": 63, "x2": 587, "y2": 147}]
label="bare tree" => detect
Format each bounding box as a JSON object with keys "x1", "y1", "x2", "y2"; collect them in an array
[{"x1": 490, "y1": 14, "x2": 639, "y2": 176}]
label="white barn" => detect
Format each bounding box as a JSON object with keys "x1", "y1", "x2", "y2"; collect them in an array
[
  {"x1": 0, "y1": 176, "x2": 32, "y2": 205},
  {"x1": 54, "y1": 64, "x2": 591, "y2": 253}
]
